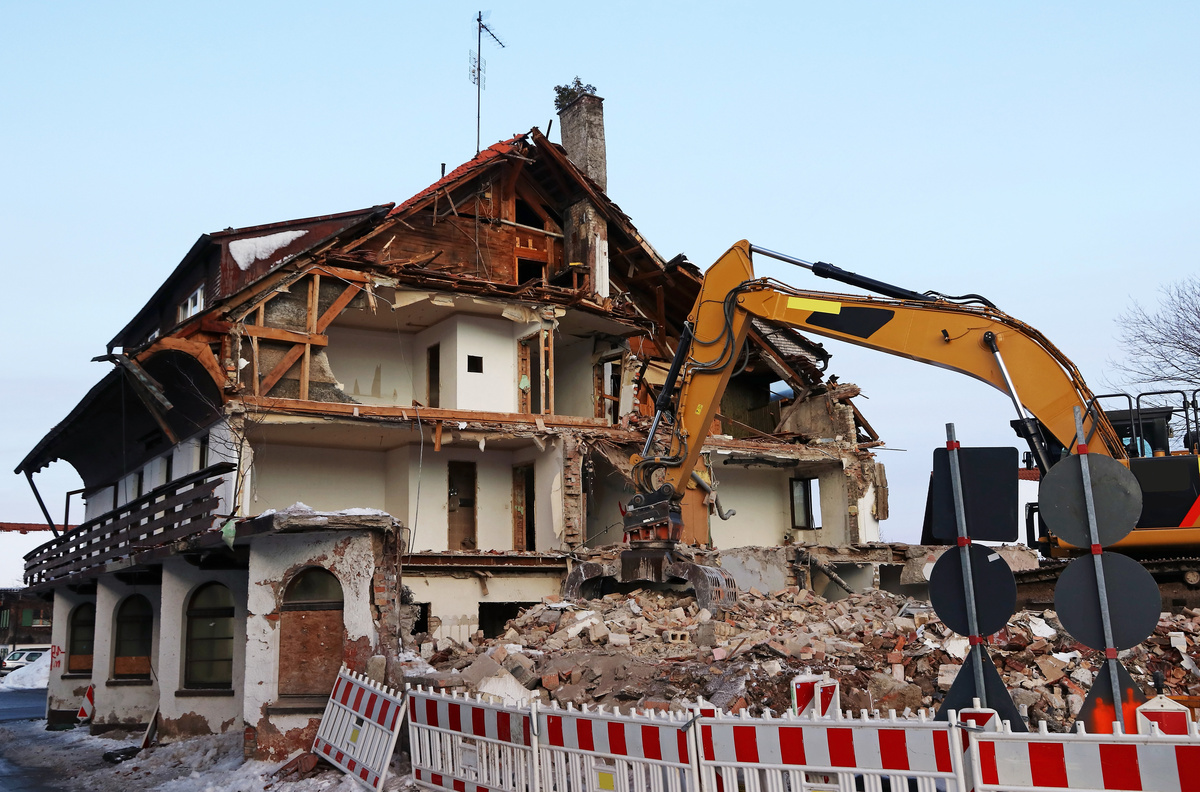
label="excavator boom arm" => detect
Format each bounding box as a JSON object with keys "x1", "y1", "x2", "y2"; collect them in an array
[{"x1": 636, "y1": 241, "x2": 1123, "y2": 504}]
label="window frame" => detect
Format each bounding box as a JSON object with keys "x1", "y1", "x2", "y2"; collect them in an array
[
  {"x1": 178, "y1": 284, "x2": 205, "y2": 323},
  {"x1": 113, "y1": 595, "x2": 154, "y2": 679},
  {"x1": 789, "y1": 477, "x2": 819, "y2": 531},
  {"x1": 184, "y1": 583, "x2": 235, "y2": 690},
  {"x1": 68, "y1": 602, "x2": 96, "y2": 674}
]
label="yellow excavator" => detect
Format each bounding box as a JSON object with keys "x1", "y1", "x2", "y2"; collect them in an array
[{"x1": 566, "y1": 241, "x2": 1200, "y2": 610}]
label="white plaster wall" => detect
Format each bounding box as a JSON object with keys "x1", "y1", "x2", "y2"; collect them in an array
[
  {"x1": 92, "y1": 579, "x2": 161, "y2": 726},
  {"x1": 81, "y1": 426, "x2": 228, "y2": 523},
  {"x1": 251, "y1": 444, "x2": 385, "y2": 513},
  {"x1": 708, "y1": 466, "x2": 791, "y2": 548},
  {"x1": 244, "y1": 532, "x2": 378, "y2": 726},
  {"x1": 47, "y1": 589, "x2": 93, "y2": 717},
  {"x1": 409, "y1": 574, "x2": 562, "y2": 642},
  {"x1": 456, "y1": 315, "x2": 517, "y2": 412},
  {"x1": 403, "y1": 445, "x2": 515, "y2": 552},
  {"x1": 553, "y1": 336, "x2": 595, "y2": 418},
  {"x1": 325, "y1": 325, "x2": 414, "y2": 406},
  {"x1": 817, "y1": 467, "x2": 850, "y2": 540},
  {"x1": 384, "y1": 447, "x2": 411, "y2": 525},
  {"x1": 158, "y1": 558, "x2": 248, "y2": 736},
  {"x1": 83, "y1": 486, "x2": 115, "y2": 522},
  {"x1": 415, "y1": 318, "x2": 458, "y2": 409}
]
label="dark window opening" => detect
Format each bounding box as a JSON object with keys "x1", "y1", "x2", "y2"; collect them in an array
[
  {"x1": 164, "y1": 453, "x2": 173, "y2": 484},
  {"x1": 517, "y1": 258, "x2": 545, "y2": 285},
  {"x1": 427, "y1": 344, "x2": 441, "y2": 408},
  {"x1": 514, "y1": 199, "x2": 542, "y2": 228},
  {"x1": 185, "y1": 583, "x2": 234, "y2": 689},
  {"x1": 199, "y1": 435, "x2": 210, "y2": 469},
  {"x1": 411, "y1": 603, "x2": 430, "y2": 636},
  {"x1": 135, "y1": 471, "x2": 144, "y2": 499},
  {"x1": 68, "y1": 603, "x2": 96, "y2": 674},
  {"x1": 114, "y1": 595, "x2": 153, "y2": 678},
  {"x1": 478, "y1": 602, "x2": 538, "y2": 639},
  {"x1": 467, "y1": 355, "x2": 484, "y2": 374}
]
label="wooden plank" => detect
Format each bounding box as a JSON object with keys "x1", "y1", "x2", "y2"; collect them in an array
[
  {"x1": 433, "y1": 421, "x2": 443, "y2": 452},
  {"x1": 45, "y1": 488, "x2": 220, "y2": 577},
  {"x1": 259, "y1": 345, "x2": 306, "y2": 397},
  {"x1": 55, "y1": 496, "x2": 220, "y2": 577},
  {"x1": 239, "y1": 396, "x2": 616, "y2": 428},
  {"x1": 238, "y1": 325, "x2": 328, "y2": 346},
  {"x1": 315, "y1": 282, "x2": 363, "y2": 333}
]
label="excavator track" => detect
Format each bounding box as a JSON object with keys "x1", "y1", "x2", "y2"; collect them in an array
[{"x1": 1014, "y1": 556, "x2": 1200, "y2": 611}]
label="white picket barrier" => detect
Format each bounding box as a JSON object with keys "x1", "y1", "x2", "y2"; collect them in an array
[
  {"x1": 969, "y1": 719, "x2": 1200, "y2": 792},
  {"x1": 408, "y1": 686, "x2": 538, "y2": 792},
  {"x1": 314, "y1": 667, "x2": 407, "y2": 791},
  {"x1": 539, "y1": 702, "x2": 697, "y2": 792}
]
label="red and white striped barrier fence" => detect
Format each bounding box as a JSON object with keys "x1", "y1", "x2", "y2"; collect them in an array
[
  {"x1": 407, "y1": 686, "x2": 1200, "y2": 792},
  {"x1": 540, "y1": 702, "x2": 696, "y2": 792},
  {"x1": 792, "y1": 673, "x2": 840, "y2": 718},
  {"x1": 969, "y1": 720, "x2": 1200, "y2": 792},
  {"x1": 696, "y1": 708, "x2": 967, "y2": 792},
  {"x1": 408, "y1": 686, "x2": 538, "y2": 792},
  {"x1": 313, "y1": 667, "x2": 406, "y2": 791}
]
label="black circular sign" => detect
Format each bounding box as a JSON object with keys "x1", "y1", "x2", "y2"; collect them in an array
[
  {"x1": 1054, "y1": 552, "x2": 1160, "y2": 651},
  {"x1": 1039, "y1": 454, "x2": 1141, "y2": 548},
  {"x1": 929, "y1": 544, "x2": 1017, "y2": 637}
]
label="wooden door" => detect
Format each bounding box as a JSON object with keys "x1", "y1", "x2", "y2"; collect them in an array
[
  {"x1": 448, "y1": 461, "x2": 477, "y2": 550},
  {"x1": 512, "y1": 464, "x2": 535, "y2": 550}
]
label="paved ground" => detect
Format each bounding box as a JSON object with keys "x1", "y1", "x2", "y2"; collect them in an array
[
  {"x1": 0, "y1": 689, "x2": 63, "y2": 792},
  {"x1": 0, "y1": 689, "x2": 46, "y2": 723}
]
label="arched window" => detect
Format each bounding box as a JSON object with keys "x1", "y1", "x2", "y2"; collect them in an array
[
  {"x1": 279, "y1": 568, "x2": 344, "y2": 697},
  {"x1": 114, "y1": 595, "x2": 153, "y2": 679},
  {"x1": 68, "y1": 603, "x2": 95, "y2": 674},
  {"x1": 185, "y1": 583, "x2": 234, "y2": 689}
]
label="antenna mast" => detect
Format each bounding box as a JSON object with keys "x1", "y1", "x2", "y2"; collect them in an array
[{"x1": 471, "y1": 11, "x2": 505, "y2": 155}]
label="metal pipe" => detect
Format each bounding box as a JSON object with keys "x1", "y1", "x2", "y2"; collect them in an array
[
  {"x1": 24, "y1": 471, "x2": 60, "y2": 538},
  {"x1": 984, "y1": 331, "x2": 1053, "y2": 473},
  {"x1": 748, "y1": 245, "x2": 934, "y2": 302},
  {"x1": 946, "y1": 423, "x2": 986, "y2": 707},
  {"x1": 689, "y1": 471, "x2": 736, "y2": 520},
  {"x1": 1073, "y1": 406, "x2": 1125, "y2": 730}
]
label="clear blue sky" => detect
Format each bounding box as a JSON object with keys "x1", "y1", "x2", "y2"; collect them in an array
[{"x1": 2, "y1": 2, "x2": 1198, "y2": 585}]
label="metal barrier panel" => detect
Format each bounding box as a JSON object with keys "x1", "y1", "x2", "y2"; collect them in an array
[
  {"x1": 696, "y1": 710, "x2": 968, "y2": 792},
  {"x1": 313, "y1": 668, "x2": 406, "y2": 791},
  {"x1": 970, "y1": 723, "x2": 1200, "y2": 792},
  {"x1": 409, "y1": 686, "x2": 537, "y2": 792},
  {"x1": 539, "y1": 703, "x2": 697, "y2": 792}
]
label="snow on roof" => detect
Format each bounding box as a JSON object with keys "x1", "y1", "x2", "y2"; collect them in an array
[{"x1": 228, "y1": 229, "x2": 308, "y2": 271}]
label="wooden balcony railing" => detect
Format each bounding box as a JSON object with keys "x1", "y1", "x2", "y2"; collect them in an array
[{"x1": 24, "y1": 462, "x2": 236, "y2": 587}]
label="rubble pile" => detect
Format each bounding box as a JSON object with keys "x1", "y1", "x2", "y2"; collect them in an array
[{"x1": 406, "y1": 586, "x2": 1200, "y2": 731}]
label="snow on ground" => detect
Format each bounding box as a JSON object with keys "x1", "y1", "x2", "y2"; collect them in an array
[
  {"x1": 1, "y1": 651, "x2": 50, "y2": 689},
  {"x1": 0, "y1": 719, "x2": 416, "y2": 792}
]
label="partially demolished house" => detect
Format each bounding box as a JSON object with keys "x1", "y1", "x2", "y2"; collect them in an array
[{"x1": 15, "y1": 94, "x2": 887, "y2": 756}]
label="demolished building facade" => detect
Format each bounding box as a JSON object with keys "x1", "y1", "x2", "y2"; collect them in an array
[{"x1": 15, "y1": 94, "x2": 888, "y2": 756}]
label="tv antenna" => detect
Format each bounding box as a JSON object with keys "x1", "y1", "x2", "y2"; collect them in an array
[{"x1": 470, "y1": 11, "x2": 505, "y2": 155}]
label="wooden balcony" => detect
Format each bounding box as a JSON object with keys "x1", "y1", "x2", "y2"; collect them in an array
[{"x1": 24, "y1": 463, "x2": 235, "y2": 587}]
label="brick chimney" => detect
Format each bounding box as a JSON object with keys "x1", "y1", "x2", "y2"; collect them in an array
[
  {"x1": 557, "y1": 93, "x2": 607, "y2": 191},
  {"x1": 558, "y1": 93, "x2": 610, "y2": 298}
]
